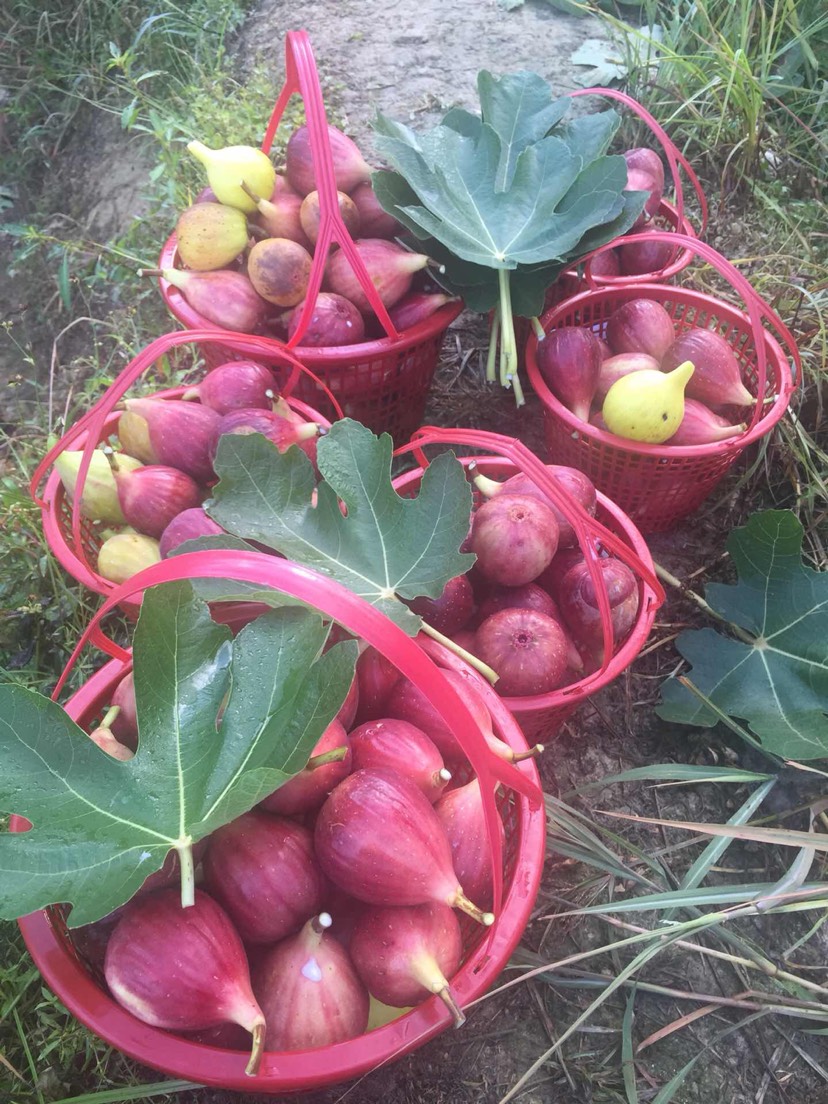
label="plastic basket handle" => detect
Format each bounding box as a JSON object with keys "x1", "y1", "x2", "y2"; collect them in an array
[
  {"x1": 576, "y1": 231, "x2": 800, "y2": 434},
  {"x1": 52, "y1": 551, "x2": 544, "y2": 918},
  {"x1": 397, "y1": 426, "x2": 664, "y2": 673},
  {"x1": 567, "y1": 87, "x2": 709, "y2": 239},
  {"x1": 29, "y1": 328, "x2": 344, "y2": 561},
  {"x1": 260, "y1": 31, "x2": 401, "y2": 346}
]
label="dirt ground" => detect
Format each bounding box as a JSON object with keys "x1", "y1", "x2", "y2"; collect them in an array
[{"x1": 2, "y1": 1, "x2": 826, "y2": 1102}]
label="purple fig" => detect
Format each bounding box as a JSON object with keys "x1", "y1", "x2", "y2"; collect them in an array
[
  {"x1": 183, "y1": 361, "x2": 277, "y2": 414},
  {"x1": 388, "y1": 292, "x2": 458, "y2": 331},
  {"x1": 240, "y1": 181, "x2": 311, "y2": 249},
  {"x1": 406, "y1": 574, "x2": 475, "y2": 636},
  {"x1": 120, "y1": 398, "x2": 220, "y2": 484},
  {"x1": 325, "y1": 239, "x2": 432, "y2": 314},
  {"x1": 348, "y1": 718, "x2": 451, "y2": 803},
  {"x1": 258, "y1": 719, "x2": 352, "y2": 817},
  {"x1": 87, "y1": 705, "x2": 134, "y2": 760},
  {"x1": 213, "y1": 408, "x2": 320, "y2": 458},
  {"x1": 661, "y1": 329, "x2": 754, "y2": 408},
  {"x1": 349, "y1": 180, "x2": 402, "y2": 238},
  {"x1": 667, "y1": 398, "x2": 745, "y2": 444},
  {"x1": 159, "y1": 507, "x2": 224, "y2": 557},
  {"x1": 109, "y1": 459, "x2": 203, "y2": 539},
  {"x1": 435, "y1": 779, "x2": 504, "y2": 910},
  {"x1": 300, "y1": 189, "x2": 361, "y2": 248},
  {"x1": 536, "y1": 327, "x2": 602, "y2": 421},
  {"x1": 110, "y1": 671, "x2": 138, "y2": 750},
  {"x1": 145, "y1": 267, "x2": 269, "y2": 333},
  {"x1": 285, "y1": 123, "x2": 372, "y2": 196},
  {"x1": 285, "y1": 292, "x2": 366, "y2": 347}
]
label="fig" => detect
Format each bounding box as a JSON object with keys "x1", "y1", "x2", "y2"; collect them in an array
[
  {"x1": 87, "y1": 705, "x2": 134, "y2": 760},
  {"x1": 285, "y1": 123, "x2": 372, "y2": 196},
  {"x1": 109, "y1": 670, "x2": 138, "y2": 750},
  {"x1": 299, "y1": 188, "x2": 361, "y2": 247},
  {"x1": 476, "y1": 584, "x2": 583, "y2": 673},
  {"x1": 239, "y1": 181, "x2": 311, "y2": 248},
  {"x1": 536, "y1": 326, "x2": 603, "y2": 421},
  {"x1": 252, "y1": 913, "x2": 369, "y2": 1050},
  {"x1": 618, "y1": 226, "x2": 675, "y2": 276},
  {"x1": 605, "y1": 298, "x2": 675, "y2": 361},
  {"x1": 586, "y1": 248, "x2": 621, "y2": 280},
  {"x1": 336, "y1": 671, "x2": 360, "y2": 730},
  {"x1": 350, "y1": 903, "x2": 464, "y2": 1026},
  {"x1": 350, "y1": 180, "x2": 402, "y2": 238},
  {"x1": 54, "y1": 449, "x2": 143, "y2": 524},
  {"x1": 354, "y1": 645, "x2": 401, "y2": 723},
  {"x1": 97, "y1": 531, "x2": 161, "y2": 584},
  {"x1": 187, "y1": 140, "x2": 276, "y2": 214},
  {"x1": 145, "y1": 267, "x2": 268, "y2": 333},
  {"x1": 407, "y1": 574, "x2": 475, "y2": 636},
  {"x1": 595, "y1": 353, "x2": 661, "y2": 403},
  {"x1": 475, "y1": 608, "x2": 572, "y2": 696},
  {"x1": 286, "y1": 292, "x2": 365, "y2": 347},
  {"x1": 661, "y1": 329, "x2": 754, "y2": 408},
  {"x1": 314, "y1": 768, "x2": 494, "y2": 925},
  {"x1": 348, "y1": 718, "x2": 451, "y2": 803},
  {"x1": 109, "y1": 460, "x2": 203, "y2": 539},
  {"x1": 182, "y1": 361, "x2": 277, "y2": 414},
  {"x1": 325, "y1": 239, "x2": 432, "y2": 314},
  {"x1": 471, "y1": 464, "x2": 597, "y2": 550},
  {"x1": 175, "y1": 203, "x2": 249, "y2": 271},
  {"x1": 159, "y1": 507, "x2": 224, "y2": 558},
  {"x1": 258, "y1": 719, "x2": 352, "y2": 817},
  {"x1": 117, "y1": 411, "x2": 158, "y2": 464},
  {"x1": 388, "y1": 292, "x2": 459, "y2": 331},
  {"x1": 247, "y1": 237, "x2": 313, "y2": 307},
  {"x1": 213, "y1": 408, "x2": 320, "y2": 458},
  {"x1": 667, "y1": 398, "x2": 746, "y2": 445},
  {"x1": 120, "y1": 397, "x2": 220, "y2": 484},
  {"x1": 469, "y1": 493, "x2": 560, "y2": 587},
  {"x1": 558, "y1": 557, "x2": 640, "y2": 656},
  {"x1": 435, "y1": 778, "x2": 504, "y2": 909},
  {"x1": 202, "y1": 811, "x2": 325, "y2": 944},
  {"x1": 105, "y1": 887, "x2": 266, "y2": 1075},
  {"x1": 624, "y1": 166, "x2": 663, "y2": 226}
]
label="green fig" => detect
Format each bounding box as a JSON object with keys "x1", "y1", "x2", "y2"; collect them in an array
[
  {"x1": 54, "y1": 450, "x2": 143, "y2": 524},
  {"x1": 175, "y1": 203, "x2": 250, "y2": 271},
  {"x1": 97, "y1": 531, "x2": 161, "y2": 585},
  {"x1": 187, "y1": 141, "x2": 276, "y2": 214}
]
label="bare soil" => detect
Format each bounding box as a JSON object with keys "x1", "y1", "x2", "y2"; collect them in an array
[{"x1": 2, "y1": 2, "x2": 826, "y2": 1103}]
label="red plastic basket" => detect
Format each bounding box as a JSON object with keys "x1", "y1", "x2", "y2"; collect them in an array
[
  {"x1": 30, "y1": 330, "x2": 336, "y2": 618},
  {"x1": 392, "y1": 428, "x2": 663, "y2": 743},
  {"x1": 156, "y1": 30, "x2": 462, "y2": 442},
  {"x1": 525, "y1": 234, "x2": 800, "y2": 533},
  {"x1": 12, "y1": 551, "x2": 546, "y2": 1094}
]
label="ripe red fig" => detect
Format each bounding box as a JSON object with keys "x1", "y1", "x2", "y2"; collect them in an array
[
  {"x1": 558, "y1": 558, "x2": 640, "y2": 657},
  {"x1": 325, "y1": 239, "x2": 433, "y2": 314},
  {"x1": 354, "y1": 646, "x2": 402, "y2": 723},
  {"x1": 285, "y1": 292, "x2": 365, "y2": 347},
  {"x1": 388, "y1": 292, "x2": 459, "y2": 331},
  {"x1": 661, "y1": 329, "x2": 754, "y2": 408},
  {"x1": 315, "y1": 768, "x2": 494, "y2": 925},
  {"x1": 605, "y1": 298, "x2": 675, "y2": 361},
  {"x1": 109, "y1": 460, "x2": 203, "y2": 539},
  {"x1": 476, "y1": 585, "x2": 583, "y2": 673},
  {"x1": 240, "y1": 180, "x2": 311, "y2": 248},
  {"x1": 110, "y1": 670, "x2": 138, "y2": 750},
  {"x1": 183, "y1": 361, "x2": 277, "y2": 414},
  {"x1": 475, "y1": 608, "x2": 572, "y2": 696},
  {"x1": 385, "y1": 667, "x2": 542, "y2": 764},
  {"x1": 471, "y1": 464, "x2": 597, "y2": 550},
  {"x1": 667, "y1": 398, "x2": 745, "y2": 445},
  {"x1": 595, "y1": 353, "x2": 661, "y2": 403},
  {"x1": 258, "y1": 719, "x2": 352, "y2": 816},
  {"x1": 202, "y1": 811, "x2": 326, "y2": 944},
  {"x1": 350, "y1": 180, "x2": 402, "y2": 238},
  {"x1": 624, "y1": 166, "x2": 663, "y2": 225},
  {"x1": 469, "y1": 493, "x2": 559, "y2": 587},
  {"x1": 159, "y1": 507, "x2": 224, "y2": 558},
  {"x1": 285, "y1": 123, "x2": 373, "y2": 196},
  {"x1": 407, "y1": 574, "x2": 475, "y2": 636},
  {"x1": 252, "y1": 913, "x2": 369, "y2": 1050},
  {"x1": 349, "y1": 903, "x2": 464, "y2": 1026},
  {"x1": 144, "y1": 268, "x2": 268, "y2": 333},
  {"x1": 536, "y1": 326, "x2": 603, "y2": 421},
  {"x1": 104, "y1": 888, "x2": 266, "y2": 1076},
  {"x1": 213, "y1": 408, "x2": 320, "y2": 459},
  {"x1": 247, "y1": 237, "x2": 313, "y2": 308},
  {"x1": 300, "y1": 188, "x2": 361, "y2": 247},
  {"x1": 586, "y1": 248, "x2": 621, "y2": 280},
  {"x1": 536, "y1": 547, "x2": 587, "y2": 604},
  {"x1": 336, "y1": 671, "x2": 360, "y2": 730},
  {"x1": 120, "y1": 398, "x2": 220, "y2": 484},
  {"x1": 435, "y1": 779, "x2": 504, "y2": 909},
  {"x1": 618, "y1": 226, "x2": 675, "y2": 276},
  {"x1": 348, "y1": 719, "x2": 451, "y2": 803}
]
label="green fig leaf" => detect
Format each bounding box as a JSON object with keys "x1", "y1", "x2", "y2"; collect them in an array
[
  {"x1": 657, "y1": 511, "x2": 828, "y2": 761},
  {"x1": 0, "y1": 582, "x2": 357, "y2": 926},
  {"x1": 205, "y1": 419, "x2": 475, "y2": 633}
]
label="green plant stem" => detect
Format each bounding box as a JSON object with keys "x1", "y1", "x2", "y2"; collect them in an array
[
  {"x1": 418, "y1": 618, "x2": 500, "y2": 685},
  {"x1": 306, "y1": 745, "x2": 349, "y2": 770},
  {"x1": 497, "y1": 269, "x2": 524, "y2": 406},
  {"x1": 99, "y1": 705, "x2": 121, "y2": 732},
  {"x1": 653, "y1": 560, "x2": 756, "y2": 644},
  {"x1": 486, "y1": 304, "x2": 500, "y2": 383},
  {"x1": 176, "y1": 840, "x2": 195, "y2": 908},
  {"x1": 530, "y1": 315, "x2": 545, "y2": 341}
]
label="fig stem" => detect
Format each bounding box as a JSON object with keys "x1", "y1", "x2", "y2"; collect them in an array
[
  {"x1": 417, "y1": 619, "x2": 500, "y2": 686},
  {"x1": 511, "y1": 744, "x2": 545, "y2": 762},
  {"x1": 311, "y1": 911, "x2": 333, "y2": 935},
  {"x1": 176, "y1": 840, "x2": 196, "y2": 909},
  {"x1": 99, "y1": 704, "x2": 121, "y2": 732},
  {"x1": 410, "y1": 954, "x2": 467, "y2": 1029},
  {"x1": 137, "y1": 268, "x2": 163, "y2": 277},
  {"x1": 240, "y1": 180, "x2": 263, "y2": 205},
  {"x1": 245, "y1": 1020, "x2": 265, "y2": 1077},
  {"x1": 468, "y1": 465, "x2": 503, "y2": 499},
  {"x1": 306, "y1": 745, "x2": 349, "y2": 770},
  {"x1": 438, "y1": 985, "x2": 467, "y2": 1029},
  {"x1": 247, "y1": 224, "x2": 267, "y2": 241},
  {"x1": 486, "y1": 305, "x2": 500, "y2": 383},
  {"x1": 653, "y1": 561, "x2": 756, "y2": 644},
  {"x1": 530, "y1": 315, "x2": 545, "y2": 341},
  {"x1": 451, "y1": 888, "x2": 495, "y2": 927}
]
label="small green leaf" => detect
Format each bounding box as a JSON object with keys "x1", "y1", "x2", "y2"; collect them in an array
[
  {"x1": 206, "y1": 420, "x2": 474, "y2": 632},
  {"x1": 658, "y1": 510, "x2": 828, "y2": 760}
]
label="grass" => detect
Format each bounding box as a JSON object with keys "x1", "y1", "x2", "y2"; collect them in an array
[{"x1": 1, "y1": 0, "x2": 828, "y2": 1100}]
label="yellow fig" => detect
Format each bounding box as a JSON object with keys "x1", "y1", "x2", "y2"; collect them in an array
[
  {"x1": 602, "y1": 360, "x2": 695, "y2": 444},
  {"x1": 97, "y1": 532, "x2": 161, "y2": 585},
  {"x1": 54, "y1": 450, "x2": 143, "y2": 524},
  {"x1": 187, "y1": 140, "x2": 276, "y2": 214},
  {"x1": 175, "y1": 203, "x2": 250, "y2": 271},
  {"x1": 117, "y1": 410, "x2": 158, "y2": 464},
  {"x1": 366, "y1": 997, "x2": 414, "y2": 1031}
]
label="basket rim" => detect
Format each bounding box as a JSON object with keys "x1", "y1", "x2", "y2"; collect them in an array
[
  {"x1": 13, "y1": 642, "x2": 545, "y2": 1091},
  {"x1": 525, "y1": 282, "x2": 795, "y2": 459},
  {"x1": 157, "y1": 231, "x2": 464, "y2": 360},
  {"x1": 392, "y1": 455, "x2": 660, "y2": 716}
]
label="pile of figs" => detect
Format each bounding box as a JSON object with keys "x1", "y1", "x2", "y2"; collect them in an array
[
  {"x1": 152, "y1": 125, "x2": 457, "y2": 346},
  {"x1": 75, "y1": 651, "x2": 522, "y2": 1073},
  {"x1": 54, "y1": 360, "x2": 323, "y2": 586}
]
